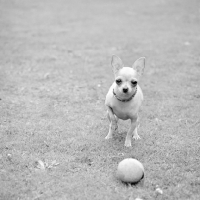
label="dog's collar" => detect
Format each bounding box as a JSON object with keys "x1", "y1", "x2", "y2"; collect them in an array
[{"x1": 113, "y1": 87, "x2": 137, "y2": 102}]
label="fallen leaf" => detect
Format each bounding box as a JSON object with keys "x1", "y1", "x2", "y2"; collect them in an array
[
  {"x1": 36, "y1": 160, "x2": 45, "y2": 170},
  {"x1": 155, "y1": 187, "x2": 163, "y2": 194},
  {"x1": 184, "y1": 41, "x2": 190, "y2": 46},
  {"x1": 47, "y1": 160, "x2": 60, "y2": 169}
]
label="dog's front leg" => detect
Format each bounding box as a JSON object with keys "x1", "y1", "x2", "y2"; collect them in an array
[
  {"x1": 105, "y1": 106, "x2": 118, "y2": 139},
  {"x1": 125, "y1": 117, "x2": 138, "y2": 147}
]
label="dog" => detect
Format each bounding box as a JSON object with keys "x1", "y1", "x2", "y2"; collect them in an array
[{"x1": 105, "y1": 55, "x2": 145, "y2": 147}]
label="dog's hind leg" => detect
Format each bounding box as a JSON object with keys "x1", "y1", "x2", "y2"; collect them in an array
[
  {"x1": 133, "y1": 117, "x2": 141, "y2": 140},
  {"x1": 132, "y1": 127, "x2": 141, "y2": 140},
  {"x1": 125, "y1": 117, "x2": 138, "y2": 147}
]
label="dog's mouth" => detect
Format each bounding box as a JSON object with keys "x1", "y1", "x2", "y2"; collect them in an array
[
  {"x1": 113, "y1": 87, "x2": 137, "y2": 102},
  {"x1": 121, "y1": 86, "x2": 137, "y2": 96}
]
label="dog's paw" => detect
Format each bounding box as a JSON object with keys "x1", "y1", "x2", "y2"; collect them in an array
[
  {"x1": 124, "y1": 140, "x2": 132, "y2": 147},
  {"x1": 133, "y1": 134, "x2": 141, "y2": 140},
  {"x1": 105, "y1": 134, "x2": 113, "y2": 140}
]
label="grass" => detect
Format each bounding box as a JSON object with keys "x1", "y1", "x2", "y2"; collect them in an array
[{"x1": 0, "y1": 0, "x2": 200, "y2": 199}]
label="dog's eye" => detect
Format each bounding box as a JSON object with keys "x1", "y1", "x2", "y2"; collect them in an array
[
  {"x1": 116, "y1": 79, "x2": 122, "y2": 84},
  {"x1": 131, "y1": 80, "x2": 137, "y2": 86}
]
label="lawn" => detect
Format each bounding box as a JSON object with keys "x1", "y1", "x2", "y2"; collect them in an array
[{"x1": 0, "y1": 0, "x2": 200, "y2": 199}]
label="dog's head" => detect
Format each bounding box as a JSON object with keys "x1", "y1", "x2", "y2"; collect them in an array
[{"x1": 111, "y1": 55, "x2": 145, "y2": 98}]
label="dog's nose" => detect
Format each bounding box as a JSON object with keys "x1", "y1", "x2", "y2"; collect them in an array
[{"x1": 123, "y1": 88, "x2": 128, "y2": 93}]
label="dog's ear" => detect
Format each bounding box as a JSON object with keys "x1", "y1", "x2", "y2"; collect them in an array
[
  {"x1": 111, "y1": 55, "x2": 124, "y2": 74},
  {"x1": 132, "y1": 57, "x2": 145, "y2": 76}
]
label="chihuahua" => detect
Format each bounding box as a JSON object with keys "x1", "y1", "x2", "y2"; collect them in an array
[{"x1": 105, "y1": 55, "x2": 145, "y2": 147}]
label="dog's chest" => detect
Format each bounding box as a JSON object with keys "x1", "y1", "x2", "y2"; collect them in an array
[{"x1": 111, "y1": 100, "x2": 137, "y2": 120}]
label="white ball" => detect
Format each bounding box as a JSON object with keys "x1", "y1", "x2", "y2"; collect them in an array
[{"x1": 116, "y1": 158, "x2": 144, "y2": 183}]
